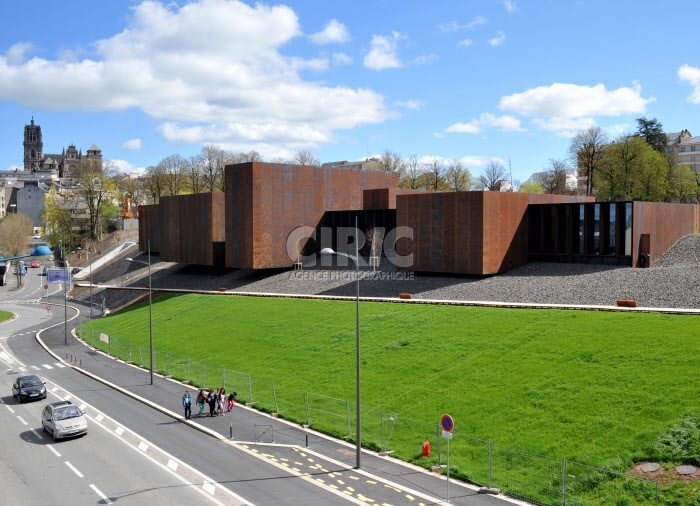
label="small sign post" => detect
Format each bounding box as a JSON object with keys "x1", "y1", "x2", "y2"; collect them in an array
[
  {"x1": 441, "y1": 414, "x2": 454, "y2": 502},
  {"x1": 45, "y1": 305, "x2": 51, "y2": 318}
]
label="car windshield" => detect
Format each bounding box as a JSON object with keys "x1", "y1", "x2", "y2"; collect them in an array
[
  {"x1": 54, "y1": 406, "x2": 82, "y2": 420},
  {"x1": 19, "y1": 377, "x2": 42, "y2": 388}
]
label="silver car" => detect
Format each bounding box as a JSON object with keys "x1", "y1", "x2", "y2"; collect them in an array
[{"x1": 41, "y1": 401, "x2": 88, "y2": 441}]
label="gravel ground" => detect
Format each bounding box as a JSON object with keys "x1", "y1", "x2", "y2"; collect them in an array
[{"x1": 73, "y1": 234, "x2": 700, "y2": 312}]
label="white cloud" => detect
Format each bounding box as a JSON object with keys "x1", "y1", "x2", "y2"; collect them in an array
[
  {"x1": 678, "y1": 64, "x2": 700, "y2": 103},
  {"x1": 121, "y1": 138, "x2": 142, "y2": 150},
  {"x1": 503, "y1": 1, "x2": 518, "y2": 12},
  {"x1": 6, "y1": 164, "x2": 21, "y2": 171},
  {"x1": 433, "y1": 132, "x2": 444, "y2": 138},
  {"x1": 459, "y1": 155, "x2": 502, "y2": 167},
  {"x1": 411, "y1": 54, "x2": 438, "y2": 65},
  {"x1": 438, "y1": 17, "x2": 487, "y2": 32},
  {"x1": 0, "y1": 0, "x2": 389, "y2": 153},
  {"x1": 458, "y1": 39, "x2": 473, "y2": 48},
  {"x1": 332, "y1": 52, "x2": 352, "y2": 65},
  {"x1": 489, "y1": 31, "x2": 506, "y2": 46},
  {"x1": 110, "y1": 158, "x2": 136, "y2": 174},
  {"x1": 533, "y1": 117, "x2": 597, "y2": 137},
  {"x1": 445, "y1": 113, "x2": 526, "y2": 134},
  {"x1": 499, "y1": 82, "x2": 652, "y2": 118},
  {"x1": 364, "y1": 31, "x2": 404, "y2": 70},
  {"x1": 394, "y1": 100, "x2": 424, "y2": 110},
  {"x1": 5, "y1": 43, "x2": 34, "y2": 65},
  {"x1": 310, "y1": 19, "x2": 350, "y2": 45}
]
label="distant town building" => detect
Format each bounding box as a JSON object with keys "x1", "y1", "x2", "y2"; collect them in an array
[
  {"x1": 667, "y1": 129, "x2": 700, "y2": 172},
  {"x1": 321, "y1": 159, "x2": 382, "y2": 171},
  {"x1": 23, "y1": 117, "x2": 102, "y2": 177}
]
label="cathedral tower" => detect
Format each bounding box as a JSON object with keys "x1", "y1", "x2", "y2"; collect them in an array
[{"x1": 23, "y1": 117, "x2": 43, "y2": 171}]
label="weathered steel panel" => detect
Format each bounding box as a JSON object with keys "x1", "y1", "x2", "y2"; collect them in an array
[
  {"x1": 137, "y1": 205, "x2": 160, "y2": 253},
  {"x1": 632, "y1": 201, "x2": 700, "y2": 267}
]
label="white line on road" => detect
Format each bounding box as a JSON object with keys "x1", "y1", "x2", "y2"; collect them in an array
[
  {"x1": 138, "y1": 441, "x2": 149, "y2": 452},
  {"x1": 30, "y1": 428, "x2": 43, "y2": 440},
  {"x1": 31, "y1": 366, "x2": 41, "y2": 370},
  {"x1": 17, "y1": 415, "x2": 27, "y2": 426},
  {"x1": 53, "y1": 363, "x2": 65, "y2": 368},
  {"x1": 89, "y1": 484, "x2": 113, "y2": 504},
  {"x1": 47, "y1": 444, "x2": 61, "y2": 457},
  {"x1": 114, "y1": 426, "x2": 123, "y2": 435},
  {"x1": 5, "y1": 405, "x2": 14, "y2": 414},
  {"x1": 65, "y1": 461, "x2": 84, "y2": 478},
  {"x1": 42, "y1": 364, "x2": 53, "y2": 369}
]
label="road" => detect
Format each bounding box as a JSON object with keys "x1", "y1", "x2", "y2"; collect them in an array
[{"x1": 0, "y1": 256, "x2": 512, "y2": 506}]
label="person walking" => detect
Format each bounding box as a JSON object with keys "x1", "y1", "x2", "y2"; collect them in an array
[
  {"x1": 218, "y1": 388, "x2": 226, "y2": 416},
  {"x1": 182, "y1": 389, "x2": 192, "y2": 420},
  {"x1": 227, "y1": 391, "x2": 237, "y2": 412},
  {"x1": 196, "y1": 389, "x2": 206, "y2": 416},
  {"x1": 208, "y1": 389, "x2": 218, "y2": 417}
]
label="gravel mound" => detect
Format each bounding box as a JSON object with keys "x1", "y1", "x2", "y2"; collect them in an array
[{"x1": 73, "y1": 234, "x2": 700, "y2": 312}]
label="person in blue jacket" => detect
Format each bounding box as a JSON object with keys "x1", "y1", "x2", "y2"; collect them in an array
[{"x1": 182, "y1": 389, "x2": 192, "y2": 420}]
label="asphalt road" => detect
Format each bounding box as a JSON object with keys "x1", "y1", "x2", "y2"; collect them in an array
[{"x1": 0, "y1": 257, "x2": 515, "y2": 506}]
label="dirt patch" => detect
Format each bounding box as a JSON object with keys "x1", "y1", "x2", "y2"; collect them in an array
[{"x1": 631, "y1": 461, "x2": 700, "y2": 486}]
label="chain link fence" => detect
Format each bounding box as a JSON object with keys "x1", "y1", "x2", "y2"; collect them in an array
[{"x1": 75, "y1": 327, "x2": 660, "y2": 506}]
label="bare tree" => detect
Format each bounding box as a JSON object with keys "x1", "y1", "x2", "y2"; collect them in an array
[
  {"x1": 160, "y1": 154, "x2": 188, "y2": 196},
  {"x1": 185, "y1": 155, "x2": 205, "y2": 194},
  {"x1": 142, "y1": 165, "x2": 168, "y2": 204},
  {"x1": 537, "y1": 158, "x2": 569, "y2": 194},
  {"x1": 375, "y1": 150, "x2": 405, "y2": 174},
  {"x1": 198, "y1": 144, "x2": 227, "y2": 192},
  {"x1": 292, "y1": 149, "x2": 320, "y2": 166},
  {"x1": 425, "y1": 157, "x2": 446, "y2": 191},
  {"x1": 400, "y1": 154, "x2": 424, "y2": 189},
  {"x1": 568, "y1": 126, "x2": 609, "y2": 196},
  {"x1": 72, "y1": 159, "x2": 118, "y2": 240},
  {"x1": 444, "y1": 160, "x2": 473, "y2": 191},
  {"x1": 475, "y1": 161, "x2": 507, "y2": 191}
]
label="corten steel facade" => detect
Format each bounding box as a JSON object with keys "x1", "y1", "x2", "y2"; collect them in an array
[
  {"x1": 225, "y1": 162, "x2": 398, "y2": 269},
  {"x1": 396, "y1": 191, "x2": 594, "y2": 275},
  {"x1": 362, "y1": 188, "x2": 426, "y2": 210},
  {"x1": 528, "y1": 201, "x2": 700, "y2": 267},
  {"x1": 157, "y1": 193, "x2": 226, "y2": 266},
  {"x1": 314, "y1": 209, "x2": 397, "y2": 255},
  {"x1": 138, "y1": 204, "x2": 160, "y2": 253}
]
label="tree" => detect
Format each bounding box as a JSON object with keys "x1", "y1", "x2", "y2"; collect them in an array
[
  {"x1": 160, "y1": 154, "x2": 188, "y2": 196},
  {"x1": 424, "y1": 157, "x2": 446, "y2": 191},
  {"x1": 668, "y1": 163, "x2": 698, "y2": 203},
  {"x1": 292, "y1": 149, "x2": 320, "y2": 166},
  {"x1": 142, "y1": 165, "x2": 168, "y2": 204},
  {"x1": 475, "y1": 161, "x2": 507, "y2": 191},
  {"x1": 444, "y1": 160, "x2": 472, "y2": 191},
  {"x1": 375, "y1": 150, "x2": 405, "y2": 174},
  {"x1": 0, "y1": 212, "x2": 33, "y2": 286},
  {"x1": 568, "y1": 126, "x2": 609, "y2": 196},
  {"x1": 185, "y1": 155, "x2": 205, "y2": 194},
  {"x1": 198, "y1": 144, "x2": 227, "y2": 192},
  {"x1": 636, "y1": 117, "x2": 668, "y2": 154},
  {"x1": 537, "y1": 159, "x2": 569, "y2": 194},
  {"x1": 43, "y1": 186, "x2": 77, "y2": 251},
  {"x1": 519, "y1": 181, "x2": 545, "y2": 194},
  {"x1": 71, "y1": 160, "x2": 118, "y2": 240},
  {"x1": 399, "y1": 155, "x2": 424, "y2": 189}
]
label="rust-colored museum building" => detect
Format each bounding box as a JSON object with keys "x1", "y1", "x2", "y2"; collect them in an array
[{"x1": 139, "y1": 162, "x2": 700, "y2": 275}]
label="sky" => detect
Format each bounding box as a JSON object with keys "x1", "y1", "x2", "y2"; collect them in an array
[{"x1": 2, "y1": 0, "x2": 700, "y2": 183}]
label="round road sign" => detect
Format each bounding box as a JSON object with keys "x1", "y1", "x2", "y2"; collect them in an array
[
  {"x1": 46, "y1": 306, "x2": 51, "y2": 311},
  {"x1": 441, "y1": 414, "x2": 454, "y2": 433},
  {"x1": 44, "y1": 284, "x2": 48, "y2": 290}
]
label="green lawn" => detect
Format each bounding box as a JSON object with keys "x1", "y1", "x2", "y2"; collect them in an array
[
  {"x1": 78, "y1": 294, "x2": 700, "y2": 505},
  {"x1": 0, "y1": 310, "x2": 12, "y2": 323}
]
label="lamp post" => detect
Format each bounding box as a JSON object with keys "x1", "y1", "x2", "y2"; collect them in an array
[
  {"x1": 127, "y1": 239, "x2": 153, "y2": 385},
  {"x1": 9, "y1": 203, "x2": 16, "y2": 214},
  {"x1": 320, "y1": 216, "x2": 361, "y2": 469}
]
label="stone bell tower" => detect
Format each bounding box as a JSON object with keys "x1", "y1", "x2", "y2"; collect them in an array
[{"x1": 23, "y1": 117, "x2": 43, "y2": 171}]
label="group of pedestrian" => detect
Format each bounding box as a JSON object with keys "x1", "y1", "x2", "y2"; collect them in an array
[{"x1": 187, "y1": 387, "x2": 237, "y2": 419}]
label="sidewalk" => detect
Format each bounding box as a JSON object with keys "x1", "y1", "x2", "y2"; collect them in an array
[{"x1": 37, "y1": 314, "x2": 518, "y2": 506}]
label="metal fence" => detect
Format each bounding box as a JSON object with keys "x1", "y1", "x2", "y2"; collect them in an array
[{"x1": 75, "y1": 327, "x2": 660, "y2": 506}]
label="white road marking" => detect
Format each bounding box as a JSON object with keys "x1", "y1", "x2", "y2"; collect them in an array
[
  {"x1": 17, "y1": 416, "x2": 27, "y2": 426},
  {"x1": 31, "y1": 366, "x2": 41, "y2": 370},
  {"x1": 5, "y1": 405, "x2": 14, "y2": 414},
  {"x1": 203, "y1": 481, "x2": 216, "y2": 495},
  {"x1": 19, "y1": 366, "x2": 27, "y2": 372},
  {"x1": 53, "y1": 363, "x2": 65, "y2": 368},
  {"x1": 138, "y1": 441, "x2": 149, "y2": 452},
  {"x1": 65, "y1": 461, "x2": 84, "y2": 478},
  {"x1": 89, "y1": 484, "x2": 113, "y2": 504},
  {"x1": 95, "y1": 414, "x2": 104, "y2": 422},
  {"x1": 30, "y1": 429, "x2": 43, "y2": 440},
  {"x1": 63, "y1": 394, "x2": 72, "y2": 400},
  {"x1": 42, "y1": 364, "x2": 53, "y2": 369},
  {"x1": 167, "y1": 459, "x2": 178, "y2": 471},
  {"x1": 78, "y1": 403, "x2": 87, "y2": 411},
  {"x1": 114, "y1": 426, "x2": 123, "y2": 435},
  {"x1": 51, "y1": 387, "x2": 59, "y2": 392},
  {"x1": 47, "y1": 444, "x2": 61, "y2": 457}
]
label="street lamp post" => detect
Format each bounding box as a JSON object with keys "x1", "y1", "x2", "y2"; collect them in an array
[
  {"x1": 77, "y1": 247, "x2": 93, "y2": 319},
  {"x1": 127, "y1": 239, "x2": 153, "y2": 385},
  {"x1": 320, "y1": 215, "x2": 361, "y2": 469}
]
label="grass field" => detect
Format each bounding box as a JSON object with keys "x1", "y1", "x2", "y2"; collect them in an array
[
  {"x1": 78, "y1": 294, "x2": 700, "y2": 505},
  {"x1": 0, "y1": 310, "x2": 12, "y2": 323}
]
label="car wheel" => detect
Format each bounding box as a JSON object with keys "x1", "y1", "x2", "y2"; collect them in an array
[
  {"x1": 42, "y1": 422, "x2": 47, "y2": 433},
  {"x1": 17, "y1": 395, "x2": 21, "y2": 404},
  {"x1": 52, "y1": 428, "x2": 58, "y2": 442}
]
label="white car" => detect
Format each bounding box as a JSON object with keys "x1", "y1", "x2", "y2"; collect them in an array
[{"x1": 41, "y1": 401, "x2": 88, "y2": 441}]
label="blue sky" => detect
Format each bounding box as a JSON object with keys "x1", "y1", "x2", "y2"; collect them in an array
[{"x1": 2, "y1": 0, "x2": 700, "y2": 183}]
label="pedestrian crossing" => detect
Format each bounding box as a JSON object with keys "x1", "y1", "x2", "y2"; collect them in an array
[{"x1": 7, "y1": 362, "x2": 67, "y2": 374}]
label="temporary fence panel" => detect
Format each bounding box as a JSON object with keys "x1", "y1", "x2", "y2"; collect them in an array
[
  {"x1": 491, "y1": 444, "x2": 562, "y2": 506},
  {"x1": 304, "y1": 392, "x2": 351, "y2": 440},
  {"x1": 565, "y1": 460, "x2": 659, "y2": 506}
]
